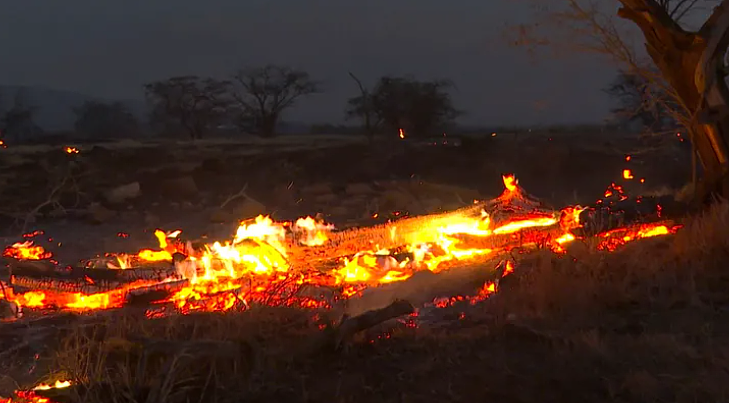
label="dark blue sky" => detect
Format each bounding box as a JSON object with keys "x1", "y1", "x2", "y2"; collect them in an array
[{"x1": 0, "y1": 0, "x2": 616, "y2": 126}]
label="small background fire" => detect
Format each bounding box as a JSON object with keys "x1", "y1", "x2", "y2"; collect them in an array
[{"x1": 1, "y1": 133, "x2": 726, "y2": 403}]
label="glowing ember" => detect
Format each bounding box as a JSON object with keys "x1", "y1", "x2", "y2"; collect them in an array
[
  {"x1": 502, "y1": 174, "x2": 518, "y2": 195},
  {"x1": 33, "y1": 380, "x2": 71, "y2": 391},
  {"x1": 293, "y1": 216, "x2": 334, "y2": 246},
  {"x1": 597, "y1": 223, "x2": 681, "y2": 252},
  {"x1": 623, "y1": 169, "x2": 634, "y2": 180},
  {"x1": 64, "y1": 146, "x2": 79, "y2": 154},
  {"x1": 2, "y1": 241, "x2": 52, "y2": 260},
  {"x1": 399, "y1": 128, "x2": 405, "y2": 139}
]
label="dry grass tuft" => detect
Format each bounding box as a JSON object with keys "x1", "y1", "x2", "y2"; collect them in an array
[
  {"x1": 494, "y1": 201, "x2": 729, "y2": 322},
  {"x1": 49, "y1": 308, "x2": 322, "y2": 403}
]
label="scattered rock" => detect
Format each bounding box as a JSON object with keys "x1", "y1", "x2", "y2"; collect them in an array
[
  {"x1": 104, "y1": 182, "x2": 141, "y2": 204},
  {"x1": 345, "y1": 183, "x2": 374, "y2": 195},
  {"x1": 161, "y1": 176, "x2": 198, "y2": 197},
  {"x1": 87, "y1": 202, "x2": 116, "y2": 224}
]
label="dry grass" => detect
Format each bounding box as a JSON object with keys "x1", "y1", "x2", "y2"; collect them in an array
[{"x1": 21, "y1": 202, "x2": 729, "y2": 403}]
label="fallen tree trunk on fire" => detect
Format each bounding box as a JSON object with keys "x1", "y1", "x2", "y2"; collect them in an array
[
  {"x1": 8, "y1": 264, "x2": 181, "y2": 294},
  {"x1": 288, "y1": 196, "x2": 555, "y2": 267}
]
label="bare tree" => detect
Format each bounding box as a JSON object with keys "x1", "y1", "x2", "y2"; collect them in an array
[
  {"x1": 346, "y1": 72, "x2": 381, "y2": 141},
  {"x1": 604, "y1": 69, "x2": 680, "y2": 133},
  {"x1": 144, "y1": 76, "x2": 231, "y2": 140},
  {"x1": 515, "y1": 0, "x2": 729, "y2": 202},
  {"x1": 0, "y1": 89, "x2": 41, "y2": 142},
  {"x1": 73, "y1": 101, "x2": 140, "y2": 139},
  {"x1": 346, "y1": 76, "x2": 460, "y2": 138},
  {"x1": 230, "y1": 65, "x2": 320, "y2": 137}
]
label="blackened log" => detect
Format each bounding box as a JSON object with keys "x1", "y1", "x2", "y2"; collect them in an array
[
  {"x1": 9, "y1": 265, "x2": 180, "y2": 284},
  {"x1": 576, "y1": 196, "x2": 688, "y2": 237},
  {"x1": 124, "y1": 279, "x2": 190, "y2": 306},
  {"x1": 9, "y1": 266, "x2": 181, "y2": 295},
  {"x1": 332, "y1": 299, "x2": 415, "y2": 349}
]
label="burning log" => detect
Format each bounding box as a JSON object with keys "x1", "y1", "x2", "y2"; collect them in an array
[
  {"x1": 296, "y1": 203, "x2": 485, "y2": 256},
  {"x1": 10, "y1": 275, "x2": 110, "y2": 295},
  {"x1": 124, "y1": 279, "x2": 190, "y2": 306},
  {"x1": 593, "y1": 221, "x2": 679, "y2": 251},
  {"x1": 453, "y1": 224, "x2": 567, "y2": 251},
  {"x1": 8, "y1": 265, "x2": 181, "y2": 294},
  {"x1": 290, "y1": 199, "x2": 553, "y2": 265},
  {"x1": 576, "y1": 196, "x2": 687, "y2": 237}
]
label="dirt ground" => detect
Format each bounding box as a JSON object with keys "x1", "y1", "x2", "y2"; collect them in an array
[
  {"x1": 0, "y1": 132, "x2": 691, "y2": 259},
  {"x1": 1, "y1": 132, "x2": 716, "y2": 403}
]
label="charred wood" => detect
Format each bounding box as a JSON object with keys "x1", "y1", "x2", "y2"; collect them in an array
[
  {"x1": 576, "y1": 196, "x2": 687, "y2": 237},
  {"x1": 8, "y1": 265, "x2": 181, "y2": 294},
  {"x1": 124, "y1": 279, "x2": 190, "y2": 306},
  {"x1": 332, "y1": 299, "x2": 414, "y2": 350}
]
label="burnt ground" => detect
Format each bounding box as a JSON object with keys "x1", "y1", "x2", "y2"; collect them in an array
[
  {"x1": 2, "y1": 132, "x2": 723, "y2": 403},
  {"x1": 0, "y1": 132, "x2": 691, "y2": 261}
]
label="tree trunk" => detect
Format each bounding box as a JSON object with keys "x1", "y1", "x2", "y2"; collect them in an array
[
  {"x1": 260, "y1": 114, "x2": 278, "y2": 138},
  {"x1": 618, "y1": 0, "x2": 729, "y2": 203}
]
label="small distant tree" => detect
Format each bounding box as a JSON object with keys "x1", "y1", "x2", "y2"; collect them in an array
[
  {"x1": 144, "y1": 76, "x2": 231, "y2": 140},
  {"x1": 0, "y1": 90, "x2": 41, "y2": 142},
  {"x1": 346, "y1": 76, "x2": 460, "y2": 138},
  {"x1": 230, "y1": 65, "x2": 320, "y2": 137},
  {"x1": 346, "y1": 72, "x2": 381, "y2": 141},
  {"x1": 73, "y1": 101, "x2": 140, "y2": 139},
  {"x1": 604, "y1": 70, "x2": 680, "y2": 134}
]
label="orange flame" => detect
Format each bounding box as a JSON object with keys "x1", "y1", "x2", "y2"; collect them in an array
[
  {"x1": 2, "y1": 241, "x2": 52, "y2": 260},
  {"x1": 0, "y1": 175, "x2": 681, "y2": 315}
]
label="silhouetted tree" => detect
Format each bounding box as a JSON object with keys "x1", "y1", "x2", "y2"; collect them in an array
[
  {"x1": 144, "y1": 76, "x2": 231, "y2": 139},
  {"x1": 73, "y1": 101, "x2": 140, "y2": 139},
  {"x1": 604, "y1": 70, "x2": 679, "y2": 134},
  {"x1": 347, "y1": 76, "x2": 460, "y2": 138},
  {"x1": 0, "y1": 90, "x2": 41, "y2": 142},
  {"x1": 230, "y1": 65, "x2": 320, "y2": 137},
  {"x1": 346, "y1": 72, "x2": 381, "y2": 141},
  {"x1": 515, "y1": 0, "x2": 729, "y2": 201}
]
